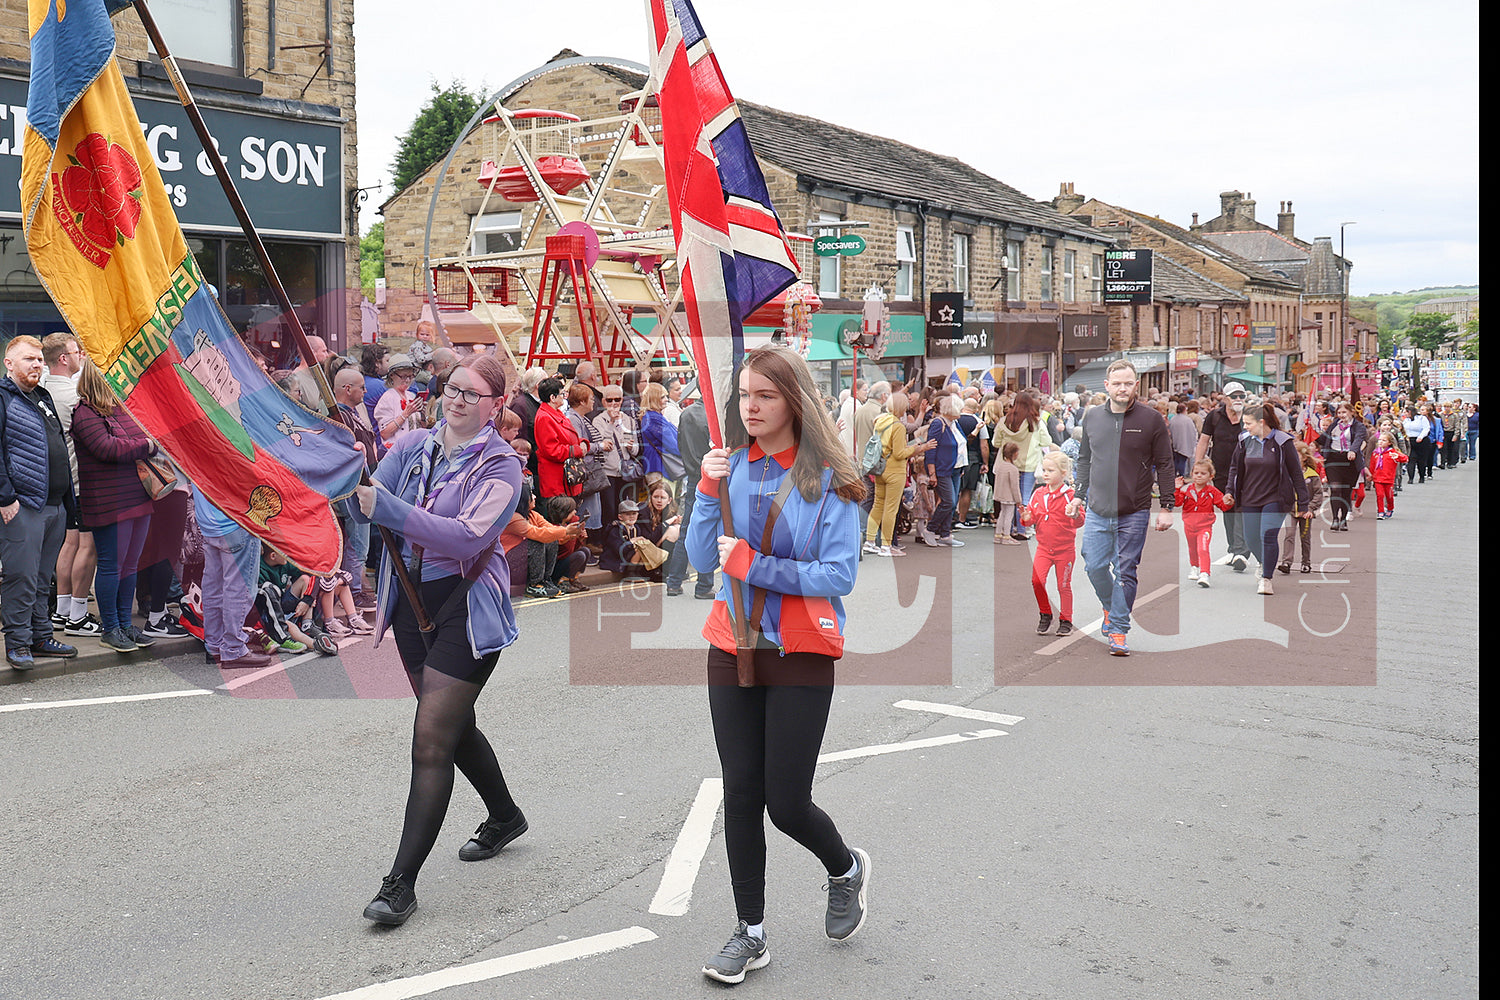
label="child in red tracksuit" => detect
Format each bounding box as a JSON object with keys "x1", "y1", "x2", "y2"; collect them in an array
[
  {"x1": 1020, "y1": 451, "x2": 1085, "y2": 636},
  {"x1": 1368, "y1": 432, "x2": 1407, "y2": 519},
  {"x1": 1175, "y1": 458, "x2": 1234, "y2": 589}
]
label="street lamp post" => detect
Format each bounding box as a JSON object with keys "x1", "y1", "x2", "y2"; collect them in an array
[{"x1": 1340, "y1": 221, "x2": 1356, "y2": 395}]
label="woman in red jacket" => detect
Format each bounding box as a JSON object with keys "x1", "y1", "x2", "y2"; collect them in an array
[
  {"x1": 71, "y1": 360, "x2": 157, "y2": 653},
  {"x1": 531, "y1": 377, "x2": 588, "y2": 504}
]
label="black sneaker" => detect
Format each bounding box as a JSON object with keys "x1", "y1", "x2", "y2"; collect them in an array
[
  {"x1": 1037, "y1": 613, "x2": 1054, "y2": 635},
  {"x1": 702, "y1": 921, "x2": 769, "y2": 984},
  {"x1": 825, "y1": 847, "x2": 870, "y2": 940},
  {"x1": 524, "y1": 584, "x2": 550, "y2": 599},
  {"x1": 362, "y1": 873, "x2": 417, "y2": 926},
  {"x1": 142, "y1": 614, "x2": 190, "y2": 638},
  {"x1": 6, "y1": 647, "x2": 36, "y2": 670},
  {"x1": 64, "y1": 614, "x2": 103, "y2": 637},
  {"x1": 1056, "y1": 619, "x2": 1074, "y2": 637},
  {"x1": 51, "y1": 609, "x2": 68, "y2": 629},
  {"x1": 458, "y1": 809, "x2": 529, "y2": 861}
]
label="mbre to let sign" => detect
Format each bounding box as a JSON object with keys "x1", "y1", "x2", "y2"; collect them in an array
[{"x1": 1103, "y1": 249, "x2": 1153, "y2": 305}]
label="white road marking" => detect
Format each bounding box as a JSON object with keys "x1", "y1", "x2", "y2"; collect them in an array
[
  {"x1": 0, "y1": 689, "x2": 212, "y2": 714},
  {"x1": 817, "y1": 728, "x2": 1007, "y2": 763},
  {"x1": 893, "y1": 699, "x2": 1025, "y2": 726},
  {"x1": 1035, "y1": 582, "x2": 1177, "y2": 655},
  {"x1": 216, "y1": 637, "x2": 364, "y2": 692},
  {"x1": 314, "y1": 926, "x2": 658, "y2": 1000},
  {"x1": 648, "y1": 777, "x2": 723, "y2": 916},
  {"x1": 650, "y1": 727, "x2": 1009, "y2": 917}
]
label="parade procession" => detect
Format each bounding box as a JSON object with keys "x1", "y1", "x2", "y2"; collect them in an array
[{"x1": 1, "y1": 1, "x2": 1477, "y2": 998}]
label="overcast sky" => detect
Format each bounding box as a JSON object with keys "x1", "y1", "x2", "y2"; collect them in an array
[{"x1": 352, "y1": 0, "x2": 1477, "y2": 297}]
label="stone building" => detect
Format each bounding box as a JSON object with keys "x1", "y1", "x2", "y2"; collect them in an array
[
  {"x1": 1187, "y1": 191, "x2": 1370, "y2": 386},
  {"x1": 380, "y1": 51, "x2": 1116, "y2": 393},
  {"x1": 1, "y1": 0, "x2": 360, "y2": 358},
  {"x1": 1059, "y1": 190, "x2": 1305, "y2": 394}
]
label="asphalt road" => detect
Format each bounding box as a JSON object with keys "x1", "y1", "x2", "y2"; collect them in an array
[{"x1": 1, "y1": 461, "x2": 1477, "y2": 1000}]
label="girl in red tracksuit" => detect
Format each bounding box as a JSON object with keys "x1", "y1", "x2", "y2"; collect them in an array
[
  {"x1": 1368, "y1": 432, "x2": 1407, "y2": 519},
  {"x1": 1020, "y1": 452, "x2": 1086, "y2": 636},
  {"x1": 1175, "y1": 458, "x2": 1234, "y2": 588}
]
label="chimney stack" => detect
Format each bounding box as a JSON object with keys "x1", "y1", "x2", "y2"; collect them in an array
[
  {"x1": 1277, "y1": 200, "x2": 1295, "y2": 238},
  {"x1": 1055, "y1": 181, "x2": 1084, "y2": 215}
]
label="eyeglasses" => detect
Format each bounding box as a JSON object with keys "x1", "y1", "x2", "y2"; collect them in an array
[
  {"x1": 603, "y1": 397, "x2": 623, "y2": 405},
  {"x1": 442, "y1": 383, "x2": 498, "y2": 406}
]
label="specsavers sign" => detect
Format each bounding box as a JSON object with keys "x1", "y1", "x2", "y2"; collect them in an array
[{"x1": 2, "y1": 76, "x2": 343, "y2": 238}]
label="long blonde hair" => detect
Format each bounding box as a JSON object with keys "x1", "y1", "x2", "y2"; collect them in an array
[
  {"x1": 75, "y1": 358, "x2": 118, "y2": 415},
  {"x1": 723, "y1": 347, "x2": 866, "y2": 503}
]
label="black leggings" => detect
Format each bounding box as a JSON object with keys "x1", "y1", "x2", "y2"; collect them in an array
[
  {"x1": 706, "y1": 646, "x2": 852, "y2": 926},
  {"x1": 1325, "y1": 458, "x2": 1358, "y2": 523},
  {"x1": 384, "y1": 573, "x2": 517, "y2": 884}
]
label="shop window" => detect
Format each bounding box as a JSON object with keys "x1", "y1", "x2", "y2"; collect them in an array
[
  {"x1": 894, "y1": 226, "x2": 915, "y2": 301},
  {"x1": 223, "y1": 239, "x2": 322, "y2": 368},
  {"x1": 153, "y1": 0, "x2": 240, "y2": 71}
]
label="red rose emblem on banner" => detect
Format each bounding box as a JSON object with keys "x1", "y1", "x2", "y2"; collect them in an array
[{"x1": 50, "y1": 132, "x2": 146, "y2": 269}]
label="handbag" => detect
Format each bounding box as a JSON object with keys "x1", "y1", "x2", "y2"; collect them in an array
[
  {"x1": 136, "y1": 454, "x2": 179, "y2": 500},
  {"x1": 611, "y1": 423, "x2": 645, "y2": 481},
  {"x1": 563, "y1": 455, "x2": 587, "y2": 488},
  {"x1": 581, "y1": 453, "x2": 610, "y2": 495},
  {"x1": 618, "y1": 450, "x2": 645, "y2": 482}
]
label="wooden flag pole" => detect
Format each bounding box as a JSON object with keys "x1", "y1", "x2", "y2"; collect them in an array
[{"x1": 130, "y1": 0, "x2": 432, "y2": 630}]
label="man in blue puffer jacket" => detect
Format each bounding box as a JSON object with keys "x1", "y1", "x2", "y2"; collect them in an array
[{"x1": 0, "y1": 336, "x2": 80, "y2": 669}]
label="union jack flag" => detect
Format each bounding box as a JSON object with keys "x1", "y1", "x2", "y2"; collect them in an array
[{"x1": 648, "y1": 0, "x2": 799, "y2": 448}]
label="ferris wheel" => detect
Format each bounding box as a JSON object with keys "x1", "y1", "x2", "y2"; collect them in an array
[{"x1": 425, "y1": 56, "x2": 693, "y2": 382}]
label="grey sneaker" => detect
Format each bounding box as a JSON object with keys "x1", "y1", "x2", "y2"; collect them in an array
[
  {"x1": 99, "y1": 627, "x2": 139, "y2": 653},
  {"x1": 825, "y1": 847, "x2": 870, "y2": 940},
  {"x1": 702, "y1": 921, "x2": 769, "y2": 984},
  {"x1": 935, "y1": 535, "x2": 965, "y2": 547},
  {"x1": 125, "y1": 625, "x2": 157, "y2": 648}
]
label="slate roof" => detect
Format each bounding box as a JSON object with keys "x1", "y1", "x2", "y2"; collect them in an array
[
  {"x1": 1102, "y1": 206, "x2": 1301, "y2": 291},
  {"x1": 1151, "y1": 254, "x2": 1247, "y2": 303},
  {"x1": 555, "y1": 51, "x2": 1110, "y2": 244},
  {"x1": 1200, "y1": 229, "x2": 1308, "y2": 263}
]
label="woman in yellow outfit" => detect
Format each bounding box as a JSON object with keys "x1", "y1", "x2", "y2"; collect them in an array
[{"x1": 863, "y1": 393, "x2": 937, "y2": 556}]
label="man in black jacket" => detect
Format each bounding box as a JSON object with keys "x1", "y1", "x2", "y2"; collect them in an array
[
  {"x1": 663, "y1": 395, "x2": 715, "y2": 598},
  {"x1": 1071, "y1": 359, "x2": 1175, "y2": 656}
]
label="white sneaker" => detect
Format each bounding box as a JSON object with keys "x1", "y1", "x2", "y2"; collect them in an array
[
  {"x1": 1198, "y1": 575, "x2": 1211, "y2": 589},
  {"x1": 1214, "y1": 553, "x2": 1236, "y2": 566},
  {"x1": 1257, "y1": 578, "x2": 1273, "y2": 595},
  {"x1": 1188, "y1": 567, "x2": 1200, "y2": 582},
  {"x1": 862, "y1": 540, "x2": 880, "y2": 555},
  {"x1": 936, "y1": 536, "x2": 965, "y2": 547},
  {"x1": 875, "y1": 545, "x2": 893, "y2": 557}
]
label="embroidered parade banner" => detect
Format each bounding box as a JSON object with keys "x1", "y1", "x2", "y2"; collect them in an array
[{"x1": 22, "y1": 0, "x2": 360, "y2": 573}]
